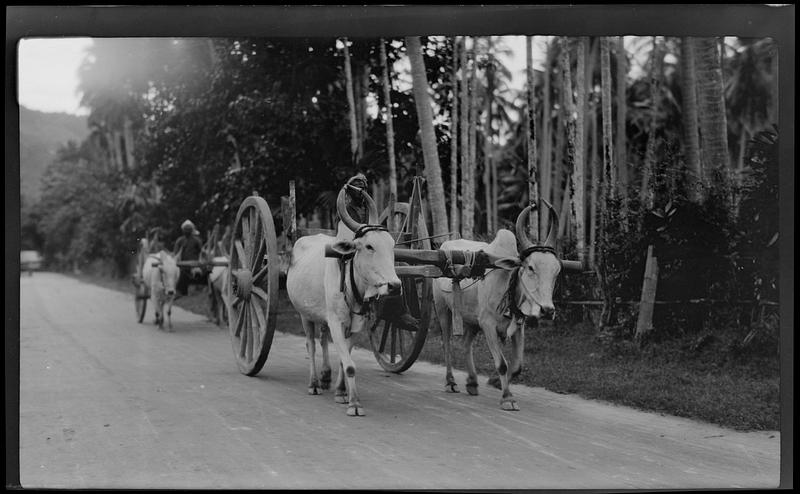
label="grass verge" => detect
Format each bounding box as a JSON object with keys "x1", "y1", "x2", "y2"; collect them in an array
[{"x1": 70, "y1": 272, "x2": 779, "y2": 431}]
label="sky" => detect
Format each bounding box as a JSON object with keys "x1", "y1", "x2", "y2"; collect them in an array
[{"x1": 17, "y1": 37, "x2": 93, "y2": 115}]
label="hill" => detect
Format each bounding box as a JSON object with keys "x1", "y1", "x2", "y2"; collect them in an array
[{"x1": 19, "y1": 105, "x2": 89, "y2": 201}]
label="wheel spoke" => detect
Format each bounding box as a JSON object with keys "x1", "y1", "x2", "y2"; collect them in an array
[
  {"x1": 379, "y1": 322, "x2": 390, "y2": 353},
  {"x1": 251, "y1": 286, "x2": 269, "y2": 305},
  {"x1": 246, "y1": 305, "x2": 255, "y2": 361},
  {"x1": 390, "y1": 326, "x2": 396, "y2": 363},
  {"x1": 249, "y1": 208, "x2": 263, "y2": 269},
  {"x1": 234, "y1": 240, "x2": 249, "y2": 270},
  {"x1": 239, "y1": 308, "x2": 249, "y2": 358},
  {"x1": 251, "y1": 235, "x2": 266, "y2": 273},
  {"x1": 253, "y1": 263, "x2": 270, "y2": 286},
  {"x1": 250, "y1": 298, "x2": 266, "y2": 341},
  {"x1": 241, "y1": 213, "x2": 252, "y2": 261},
  {"x1": 234, "y1": 304, "x2": 246, "y2": 337},
  {"x1": 398, "y1": 327, "x2": 405, "y2": 356}
]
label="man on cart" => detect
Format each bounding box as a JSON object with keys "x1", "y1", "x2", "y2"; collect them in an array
[{"x1": 173, "y1": 219, "x2": 206, "y2": 297}]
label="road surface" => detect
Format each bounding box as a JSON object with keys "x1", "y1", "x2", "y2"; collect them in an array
[{"x1": 18, "y1": 273, "x2": 780, "y2": 489}]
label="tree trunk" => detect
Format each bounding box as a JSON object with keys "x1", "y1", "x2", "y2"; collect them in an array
[
  {"x1": 342, "y1": 38, "x2": 359, "y2": 165},
  {"x1": 484, "y1": 37, "x2": 495, "y2": 234},
  {"x1": 588, "y1": 95, "x2": 599, "y2": 268},
  {"x1": 405, "y1": 36, "x2": 449, "y2": 238},
  {"x1": 600, "y1": 37, "x2": 616, "y2": 199},
  {"x1": 768, "y1": 42, "x2": 778, "y2": 125},
  {"x1": 694, "y1": 37, "x2": 730, "y2": 198},
  {"x1": 460, "y1": 37, "x2": 473, "y2": 239},
  {"x1": 113, "y1": 130, "x2": 125, "y2": 172},
  {"x1": 123, "y1": 116, "x2": 135, "y2": 170},
  {"x1": 680, "y1": 37, "x2": 703, "y2": 203},
  {"x1": 574, "y1": 37, "x2": 588, "y2": 265},
  {"x1": 360, "y1": 63, "x2": 370, "y2": 162},
  {"x1": 526, "y1": 36, "x2": 540, "y2": 241},
  {"x1": 379, "y1": 39, "x2": 398, "y2": 202},
  {"x1": 615, "y1": 37, "x2": 628, "y2": 190},
  {"x1": 467, "y1": 38, "x2": 479, "y2": 239},
  {"x1": 540, "y1": 41, "x2": 552, "y2": 241},
  {"x1": 558, "y1": 37, "x2": 576, "y2": 243},
  {"x1": 448, "y1": 37, "x2": 460, "y2": 238},
  {"x1": 641, "y1": 36, "x2": 663, "y2": 210}
]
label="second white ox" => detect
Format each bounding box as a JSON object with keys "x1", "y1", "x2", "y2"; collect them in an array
[
  {"x1": 434, "y1": 202, "x2": 577, "y2": 411},
  {"x1": 142, "y1": 250, "x2": 181, "y2": 331},
  {"x1": 286, "y1": 187, "x2": 401, "y2": 417}
]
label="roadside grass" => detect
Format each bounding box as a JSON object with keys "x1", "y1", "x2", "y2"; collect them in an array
[{"x1": 70, "y1": 272, "x2": 779, "y2": 431}]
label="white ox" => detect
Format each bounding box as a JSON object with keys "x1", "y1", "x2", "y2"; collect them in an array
[
  {"x1": 208, "y1": 256, "x2": 230, "y2": 326},
  {"x1": 286, "y1": 187, "x2": 401, "y2": 416},
  {"x1": 433, "y1": 203, "x2": 573, "y2": 411},
  {"x1": 141, "y1": 250, "x2": 181, "y2": 331}
]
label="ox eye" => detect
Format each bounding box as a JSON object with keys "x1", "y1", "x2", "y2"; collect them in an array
[
  {"x1": 365, "y1": 244, "x2": 374, "y2": 252},
  {"x1": 527, "y1": 265, "x2": 535, "y2": 272}
]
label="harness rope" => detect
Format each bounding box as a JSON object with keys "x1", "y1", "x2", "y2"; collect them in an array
[{"x1": 337, "y1": 224, "x2": 389, "y2": 317}]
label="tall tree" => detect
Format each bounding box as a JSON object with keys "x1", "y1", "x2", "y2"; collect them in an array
[
  {"x1": 467, "y1": 38, "x2": 480, "y2": 238},
  {"x1": 460, "y1": 37, "x2": 474, "y2": 238},
  {"x1": 405, "y1": 36, "x2": 449, "y2": 238},
  {"x1": 574, "y1": 37, "x2": 588, "y2": 265},
  {"x1": 526, "y1": 36, "x2": 540, "y2": 240},
  {"x1": 449, "y1": 37, "x2": 460, "y2": 237},
  {"x1": 694, "y1": 37, "x2": 730, "y2": 198},
  {"x1": 342, "y1": 38, "x2": 360, "y2": 165},
  {"x1": 680, "y1": 37, "x2": 703, "y2": 203},
  {"x1": 484, "y1": 37, "x2": 495, "y2": 233},
  {"x1": 600, "y1": 37, "x2": 616, "y2": 198},
  {"x1": 379, "y1": 39, "x2": 398, "y2": 203},
  {"x1": 540, "y1": 41, "x2": 553, "y2": 240},
  {"x1": 557, "y1": 37, "x2": 576, "y2": 242},
  {"x1": 615, "y1": 37, "x2": 628, "y2": 190},
  {"x1": 641, "y1": 36, "x2": 663, "y2": 210}
]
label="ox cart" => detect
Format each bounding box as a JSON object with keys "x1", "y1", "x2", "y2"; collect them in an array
[{"x1": 133, "y1": 175, "x2": 580, "y2": 379}]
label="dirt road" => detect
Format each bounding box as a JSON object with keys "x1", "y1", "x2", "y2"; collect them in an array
[{"x1": 18, "y1": 273, "x2": 779, "y2": 489}]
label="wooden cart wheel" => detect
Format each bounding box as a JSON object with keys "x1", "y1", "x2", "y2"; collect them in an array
[
  {"x1": 227, "y1": 195, "x2": 280, "y2": 376},
  {"x1": 368, "y1": 196, "x2": 431, "y2": 373}
]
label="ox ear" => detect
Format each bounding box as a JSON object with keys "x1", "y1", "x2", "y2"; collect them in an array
[
  {"x1": 330, "y1": 240, "x2": 357, "y2": 257},
  {"x1": 493, "y1": 257, "x2": 521, "y2": 270}
]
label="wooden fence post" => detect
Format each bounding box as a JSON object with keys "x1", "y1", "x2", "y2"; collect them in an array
[{"x1": 635, "y1": 244, "x2": 659, "y2": 345}]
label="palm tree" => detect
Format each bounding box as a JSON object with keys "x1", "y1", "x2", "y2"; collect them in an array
[
  {"x1": 557, "y1": 37, "x2": 575, "y2": 242},
  {"x1": 615, "y1": 36, "x2": 628, "y2": 190},
  {"x1": 641, "y1": 36, "x2": 663, "y2": 210},
  {"x1": 460, "y1": 37, "x2": 474, "y2": 239},
  {"x1": 680, "y1": 37, "x2": 703, "y2": 203},
  {"x1": 574, "y1": 36, "x2": 588, "y2": 265},
  {"x1": 379, "y1": 39, "x2": 398, "y2": 207},
  {"x1": 405, "y1": 36, "x2": 449, "y2": 238},
  {"x1": 341, "y1": 37, "x2": 359, "y2": 165},
  {"x1": 540, "y1": 40, "x2": 553, "y2": 241},
  {"x1": 694, "y1": 37, "x2": 730, "y2": 198},
  {"x1": 449, "y1": 36, "x2": 460, "y2": 237},
  {"x1": 484, "y1": 36, "x2": 495, "y2": 233},
  {"x1": 526, "y1": 36, "x2": 540, "y2": 239}
]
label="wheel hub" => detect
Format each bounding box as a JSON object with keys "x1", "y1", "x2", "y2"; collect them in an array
[{"x1": 233, "y1": 269, "x2": 253, "y2": 299}]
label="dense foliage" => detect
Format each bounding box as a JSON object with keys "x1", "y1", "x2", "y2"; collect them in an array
[{"x1": 27, "y1": 35, "x2": 779, "y2": 350}]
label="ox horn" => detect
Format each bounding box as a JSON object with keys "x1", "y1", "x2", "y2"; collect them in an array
[
  {"x1": 515, "y1": 204, "x2": 538, "y2": 251},
  {"x1": 541, "y1": 198, "x2": 559, "y2": 248},
  {"x1": 336, "y1": 186, "x2": 380, "y2": 232}
]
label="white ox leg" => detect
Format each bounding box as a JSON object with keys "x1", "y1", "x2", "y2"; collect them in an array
[
  {"x1": 433, "y1": 295, "x2": 459, "y2": 393},
  {"x1": 327, "y1": 316, "x2": 364, "y2": 417},
  {"x1": 301, "y1": 317, "x2": 322, "y2": 395},
  {"x1": 319, "y1": 325, "x2": 332, "y2": 390},
  {"x1": 478, "y1": 314, "x2": 518, "y2": 411}
]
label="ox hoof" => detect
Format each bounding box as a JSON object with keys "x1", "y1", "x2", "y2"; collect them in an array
[
  {"x1": 487, "y1": 376, "x2": 502, "y2": 390},
  {"x1": 466, "y1": 382, "x2": 479, "y2": 396},
  {"x1": 445, "y1": 382, "x2": 460, "y2": 393},
  {"x1": 334, "y1": 393, "x2": 348, "y2": 404},
  {"x1": 346, "y1": 405, "x2": 365, "y2": 417},
  {"x1": 308, "y1": 386, "x2": 322, "y2": 395},
  {"x1": 501, "y1": 400, "x2": 520, "y2": 411},
  {"x1": 320, "y1": 370, "x2": 332, "y2": 390}
]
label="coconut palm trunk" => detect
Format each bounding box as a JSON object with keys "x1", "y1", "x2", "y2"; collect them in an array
[
  {"x1": 694, "y1": 37, "x2": 730, "y2": 199},
  {"x1": 449, "y1": 37, "x2": 460, "y2": 237},
  {"x1": 558, "y1": 37, "x2": 576, "y2": 242},
  {"x1": 379, "y1": 39, "x2": 398, "y2": 206},
  {"x1": 405, "y1": 36, "x2": 449, "y2": 238},
  {"x1": 526, "y1": 36, "x2": 540, "y2": 239},
  {"x1": 467, "y1": 39, "x2": 479, "y2": 239},
  {"x1": 574, "y1": 36, "x2": 588, "y2": 265},
  {"x1": 484, "y1": 37, "x2": 495, "y2": 233},
  {"x1": 615, "y1": 37, "x2": 627, "y2": 190},
  {"x1": 680, "y1": 37, "x2": 703, "y2": 203},
  {"x1": 342, "y1": 38, "x2": 359, "y2": 164},
  {"x1": 540, "y1": 40, "x2": 553, "y2": 241},
  {"x1": 641, "y1": 36, "x2": 663, "y2": 210},
  {"x1": 460, "y1": 37, "x2": 473, "y2": 238}
]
